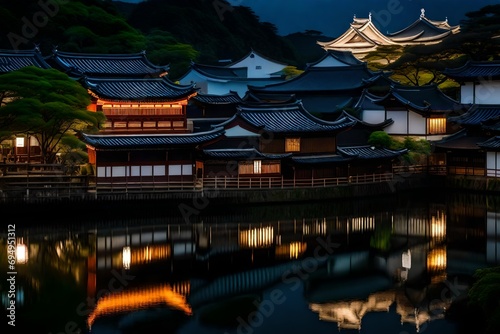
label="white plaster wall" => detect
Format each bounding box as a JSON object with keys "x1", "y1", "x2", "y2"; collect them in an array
[
  {"x1": 361, "y1": 109, "x2": 385, "y2": 124},
  {"x1": 229, "y1": 52, "x2": 286, "y2": 78},
  {"x1": 385, "y1": 111, "x2": 407, "y2": 134},
  {"x1": 408, "y1": 111, "x2": 426, "y2": 135}
]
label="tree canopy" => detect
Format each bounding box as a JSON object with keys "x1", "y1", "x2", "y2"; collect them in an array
[{"x1": 0, "y1": 66, "x2": 104, "y2": 163}]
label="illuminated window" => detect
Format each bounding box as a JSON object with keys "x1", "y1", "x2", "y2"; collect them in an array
[
  {"x1": 253, "y1": 160, "x2": 262, "y2": 174},
  {"x1": 428, "y1": 118, "x2": 446, "y2": 134},
  {"x1": 285, "y1": 138, "x2": 300, "y2": 152}
]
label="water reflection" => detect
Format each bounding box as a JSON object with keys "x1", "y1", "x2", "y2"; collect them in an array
[{"x1": 1, "y1": 191, "x2": 500, "y2": 333}]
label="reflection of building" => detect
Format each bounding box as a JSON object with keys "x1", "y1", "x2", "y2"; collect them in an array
[
  {"x1": 87, "y1": 283, "x2": 192, "y2": 330},
  {"x1": 310, "y1": 287, "x2": 449, "y2": 332},
  {"x1": 310, "y1": 291, "x2": 395, "y2": 330}
]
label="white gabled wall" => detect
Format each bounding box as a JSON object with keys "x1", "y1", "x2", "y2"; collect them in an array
[{"x1": 229, "y1": 51, "x2": 286, "y2": 79}]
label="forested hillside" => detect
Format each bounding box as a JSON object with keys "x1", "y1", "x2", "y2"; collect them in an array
[{"x1": 0, "y1": 0, "x2": 326, "y2": 79}]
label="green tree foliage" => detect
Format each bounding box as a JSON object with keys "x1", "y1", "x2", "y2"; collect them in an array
[
  {"x1": 468, "y1": 266, "x2": 500, "y2": 334},
  {"x1": 126, "y1": 0, "x2": 299, "y2": 67},
  {"x1": 364, "y1": 5, "x2": 500, "y2": 89},
  {"x1": 367, "y1": 131, "x2": 395, "y2": 148},
  {"x1": 368, "y1": 132, "x2": 431, "y2": 165},
  {"x1": 0, "y1": 66, "x2": 105, "y2": 163}
]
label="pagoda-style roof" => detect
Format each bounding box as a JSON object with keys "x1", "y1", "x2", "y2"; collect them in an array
[
  {"x1": 48, "y1": 50, "x2": 169, "y2": 78},
  {"x1": 443, "y1": 60, "x2": 500, "y2": 81},
  {"x1": 318, "y1": 9, "x2": 459, "y2": 56},
  {"x1": 202, "y1": 148, "x2": 291, "y2": 160},
  {"x1": 447, "y1": 105, "x2": 500, "y2": 126},
  {"x1": 191, "y1": 91, "x2": 242, "y2": 105},
  {"x1": 213, "y1": 101, "x2": 356, "y2": 134},
  {"x1": 368, "y1": 83, "x2": 463, "y2": 114},
  {"x1": 81, "y1": 127, "x2": 224, "y2": 149},
  {"x1": 83, "y1": 77, "x2": 197, "y2": 102},
  {"x1": 0, "y1": 48, "x2": 51, "y2": 73},
  {"x1": 317, "y1": 14, "x2": 395, "y2": 55},
  {"x1": 337, "y1": 145, "x2": 408, "y2": 159},
  {"x1": 387, "y1": 9, "x2": 457, "y2": 43},
  {"x1": 248, "y1": 64, "x2": 381, "y2": 93}
]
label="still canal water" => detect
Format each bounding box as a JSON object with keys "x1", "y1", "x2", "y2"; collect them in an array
[{"x1": 2, "y1": 190, "x2": 500, "y2": 334}]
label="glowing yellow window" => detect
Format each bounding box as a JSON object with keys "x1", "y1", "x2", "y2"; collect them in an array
[
  {"x1": 285, "y1": 138, "x2": 300, "y2": 152},
  {"x1": 428, "y1": 118, "x2": 446, "y2": 134}
]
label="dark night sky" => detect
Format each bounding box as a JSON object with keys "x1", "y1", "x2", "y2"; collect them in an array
[{"x1": 118, "y1": 0, "x2": 500, "y2": 37}]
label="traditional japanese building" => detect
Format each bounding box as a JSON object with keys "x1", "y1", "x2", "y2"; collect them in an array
[
  {"x1": 442, "y1": 60, "x2": 500, "y2": 105},
  {"x1": 200, "y1": 100, "x2": 406, "y2": 180},
  {"x1": 47, "y1": 49, "x2": 170, "y2": 79},
  {"x1": 355, "y1": 83, "x2": 465, "y2": 139},
  {"x1": 431, "y1": 61, "x2": 500, "y2": 176},
  {"x1": 82, "y1": 76, "x2": 198, "y2": 134},
  {"x1": 177, "y1": 49, "x2": 288, "y2": 97},
  {"x1": 247, "y1": 50, "x2": 389, "y2": 118},
  {"x1": 318, "y1": 9, "x2": 460, "y2": 59},
  {"x1": 81, "y1": 128, "x2": 225, "y2": 185}
]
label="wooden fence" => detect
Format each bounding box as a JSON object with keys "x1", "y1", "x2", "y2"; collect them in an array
[{"x1": 0, "y1": 163, "x2": 444, "y2": 200}]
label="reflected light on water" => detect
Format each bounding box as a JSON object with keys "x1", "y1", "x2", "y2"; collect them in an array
[
  {"x1": 275, "y1": 242, "x2": 307, "y2": 259},
  {"x1": 16, "y1": 240, "x2": 28, "y2": 264},
  {"x1": 431, "y1": 211, "x2": 446, "y2": 241},
  {"x1": 122, "y1": 246, "x2": 131, "y2": 270},
  {"x1": 87, "y1": 283, "x2": 192, "y2": 329},
  {"x1": 239, "y1": 226, "x2": 274, "y2": 248}
]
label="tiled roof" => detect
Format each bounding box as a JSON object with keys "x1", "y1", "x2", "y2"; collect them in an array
[
  {"x1": 219, "y1": 101, "x2": 356, "y2": 134},
  {"x1": 337, "y1": 110, "x2": 393, "y2": 129},
  {"x1": 387, "y1": 17, "x2": 453, "y2": 42},
  {"x1": 431, "y1": 129, "x2": 489, "y2": 150},
  {"x1": 354, "y1": 90, "x2": 385, "y2": 110},
  {"x1": 248, "y1": 64, "x2": 379, "y2": 93},
  {"x1": 291, "y1": 154, "x2": 352, "y2": 164},
  {"x1": 305, "y1": 50, "x2": 363, "y2": 68},
  {"x1": 192, "y1": 91, "x2": 242, "y2": 104},
  {"x1": 448, "y1": 105, "x2": 500, "y2": 126},
  {"x1": 478, "y1": 136, "x2": 500, "y2": 150},
  {"x1": 203, "y1": 148, "x2": 291, "y2": 160},
  {"x1": 83, "y1": 77, "x2": 197, "y2": 101},
  {"x1": 242, "y1": 91, "x2": 297, "y2": 104},
  {"x1": 0, "y1": 48, "x2": 51, "y2": 73},
  {"x1": 443, "y1": 61, "x2": 500, "y2": 80},
  {"x1": 371, "y1": 83, "x2": 462, "y2": 113},
  {"x1": 49, "y1": 50, "x2": 169, "y2": 78},
  {"x1": 337, "y1": 145, "x2": 408, "y2": 159},
  {"x1": 81, "y1": 128, "x2": 224, "y2": 149},
  {"x1": 226, "y1": 49, "x2": 288, "y2": 68},
  {"x1": 190, "y1": 63, "x2": 248, "y2": 79}
]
